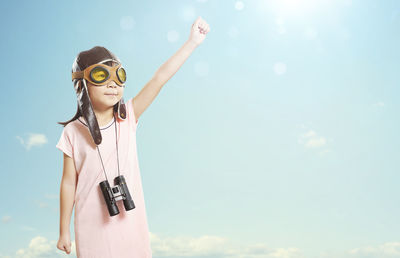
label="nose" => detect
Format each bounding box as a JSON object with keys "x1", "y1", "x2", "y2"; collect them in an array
[{"x1": 107, "y1": 82, "x2": 118, "y2": 88}]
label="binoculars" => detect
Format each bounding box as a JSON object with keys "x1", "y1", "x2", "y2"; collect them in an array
[{"x1": 99, "y1": 175, "x2": 135, "y2": 216}]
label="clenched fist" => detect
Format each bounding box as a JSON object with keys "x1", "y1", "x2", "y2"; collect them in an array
[
  {"x1": 57, "y1": 233, "x2": 72, "y2": 254},
  {"x1": 189, "y1": 16, "x2": 211, "y2": 46}
]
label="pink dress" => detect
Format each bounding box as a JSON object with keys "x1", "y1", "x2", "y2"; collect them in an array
[{"x1": 56, "y1": 98, "x2": 152, "y2": 258}]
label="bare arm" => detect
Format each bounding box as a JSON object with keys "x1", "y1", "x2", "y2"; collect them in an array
[
  {"x1": 57, "y1": 153, "x2": 77, "y2": 254},
  {"x1": 133, "y1": 16, "x2": 210, "y2": 120}
]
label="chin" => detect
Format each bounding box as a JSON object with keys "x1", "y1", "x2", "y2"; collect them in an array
[{"x1": 99, "y1": 100, "x2": 118, "y2": 110}]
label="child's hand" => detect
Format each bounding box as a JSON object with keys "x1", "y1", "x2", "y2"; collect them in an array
[
  {"x1": 57, "y1": 233, "x2": 72, "y2": 254},
  {"x1": 189, "y1": 16, "x2": 210, "y2": 46}
]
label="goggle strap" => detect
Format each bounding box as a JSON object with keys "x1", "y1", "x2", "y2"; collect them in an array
[
  {"x1": 98, "y1": 58, "x2": 118, "y2": 64},
  {"x1": 72, "y1": 71, "x2": 84, "y2": 81}
]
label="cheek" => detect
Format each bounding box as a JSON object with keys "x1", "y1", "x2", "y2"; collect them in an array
[{"x1": 88, "y1": 87, "x2": 103, "y2": 100}]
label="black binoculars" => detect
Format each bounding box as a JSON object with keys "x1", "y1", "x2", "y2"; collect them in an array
[{"x1": 99, "y1": 175, "x2": 135, "y2": 216}]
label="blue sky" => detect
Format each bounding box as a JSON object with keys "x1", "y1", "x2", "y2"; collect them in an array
[{"x1": 1, "y1": 0, "x2": 400, "y2": 257}]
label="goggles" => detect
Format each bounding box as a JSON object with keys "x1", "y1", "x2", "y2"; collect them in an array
[{"x1": 72, "y1": 62, "x2": 126, "y2": 87}]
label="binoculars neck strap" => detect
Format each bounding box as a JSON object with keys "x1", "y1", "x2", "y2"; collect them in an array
[{"x1": 96, "y1": 116, "x2": 121, "y2": 183}]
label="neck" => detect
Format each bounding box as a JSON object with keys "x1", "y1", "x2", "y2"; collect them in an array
[{"x1": 93, "y1": 106, "x2": 115, "y2": 126}]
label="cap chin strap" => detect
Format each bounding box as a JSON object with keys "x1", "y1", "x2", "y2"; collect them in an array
[
  {"x1": 117, "y1": 97, "x2": 127, "y2": 120},
  {"x1": 78, "y1": 78, "x2": 102, "y2": 145}
]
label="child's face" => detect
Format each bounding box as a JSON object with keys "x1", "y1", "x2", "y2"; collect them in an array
[{"x1": 86, "y1": 63, "x2": 125, "y2": 111}]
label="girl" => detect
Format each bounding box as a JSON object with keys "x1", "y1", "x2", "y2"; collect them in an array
[{"x1": 56, "y1": 17, "x2": 210, "y2": 258}]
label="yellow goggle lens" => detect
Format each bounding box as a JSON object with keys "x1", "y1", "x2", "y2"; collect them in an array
[
  {"x1": 117, "y1": 67, "x2": 126, "y2": 83},
  {"x1": 90, "y1": 67, "x2": 109, "y2": 83}
]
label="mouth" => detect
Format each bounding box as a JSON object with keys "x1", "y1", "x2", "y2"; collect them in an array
[{"x1": 104, "y1": 93, "x2": 118, "y2": 96}]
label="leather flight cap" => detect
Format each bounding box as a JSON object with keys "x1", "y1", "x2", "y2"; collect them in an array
[{"x1": 71, "y1": 46, "x2": 127, "y2": 145}]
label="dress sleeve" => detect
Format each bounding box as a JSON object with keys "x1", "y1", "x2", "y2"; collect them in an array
[
  {"x1": 56, "y1": 127, "x2": 73, "y2": 158},
  {"x1": 126, "y1": 97, "x2": 139, "y2": 130}
]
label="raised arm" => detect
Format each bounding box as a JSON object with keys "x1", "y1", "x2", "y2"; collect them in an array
[{"x1": 132, "y1": 16, "x2": 210, "y2": 120}]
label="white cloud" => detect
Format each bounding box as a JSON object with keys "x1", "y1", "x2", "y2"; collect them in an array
[
  {"x1": 2, "y1": 215, "x2": 12, "y2": 223},
  {"x1": 13, "y1": 236, "x2": 76, "y2": 258},
  {"x1": 5, "y1": 233, "x2": 302, "y2": 258},
  {"x1": 16, "y1": 133, "x2": 47, "y2": 150},
  {"x1": 303, "y1": 130, "x2": 316, "y2": 138},
  {"x1": 8, "y1": 234, "x2": 400, "y2": 258},
  {"x1": 305, "y1": 136, "x2": 327, "y2": 148},
  {"x1": 298, "y1": 128, "x2": 332, "y2": 155},
  {"x1": 298, "y1": 130, "x2": 327, "y2": 148},
  {"x1": 349, "y1": 242, "x2": 400, "y2": 257},
  {"x1": 150, "y1": 232, "x2": 304, "y2": 258}
]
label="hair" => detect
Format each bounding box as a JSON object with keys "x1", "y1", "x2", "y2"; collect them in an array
[{"x1": 58, "y1": 46, "x2": 120, "y2": 127}]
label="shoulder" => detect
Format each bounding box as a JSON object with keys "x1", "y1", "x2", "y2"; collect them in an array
[
  {"x1": 124, "y1": 97, "x2": 134, "y2": 118},
  {"x1": 62, "y1": 118, "x2": 84, "y2": 136},
  {"x1": 123, "y1": 97, "x2": 139, "y2": 126},
  {"x1": 125, "y1": 97, "x2": 133, "y2": 107},
  {"x1": 66, "y1": 118, "x2": 81, "y2": 129}
]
